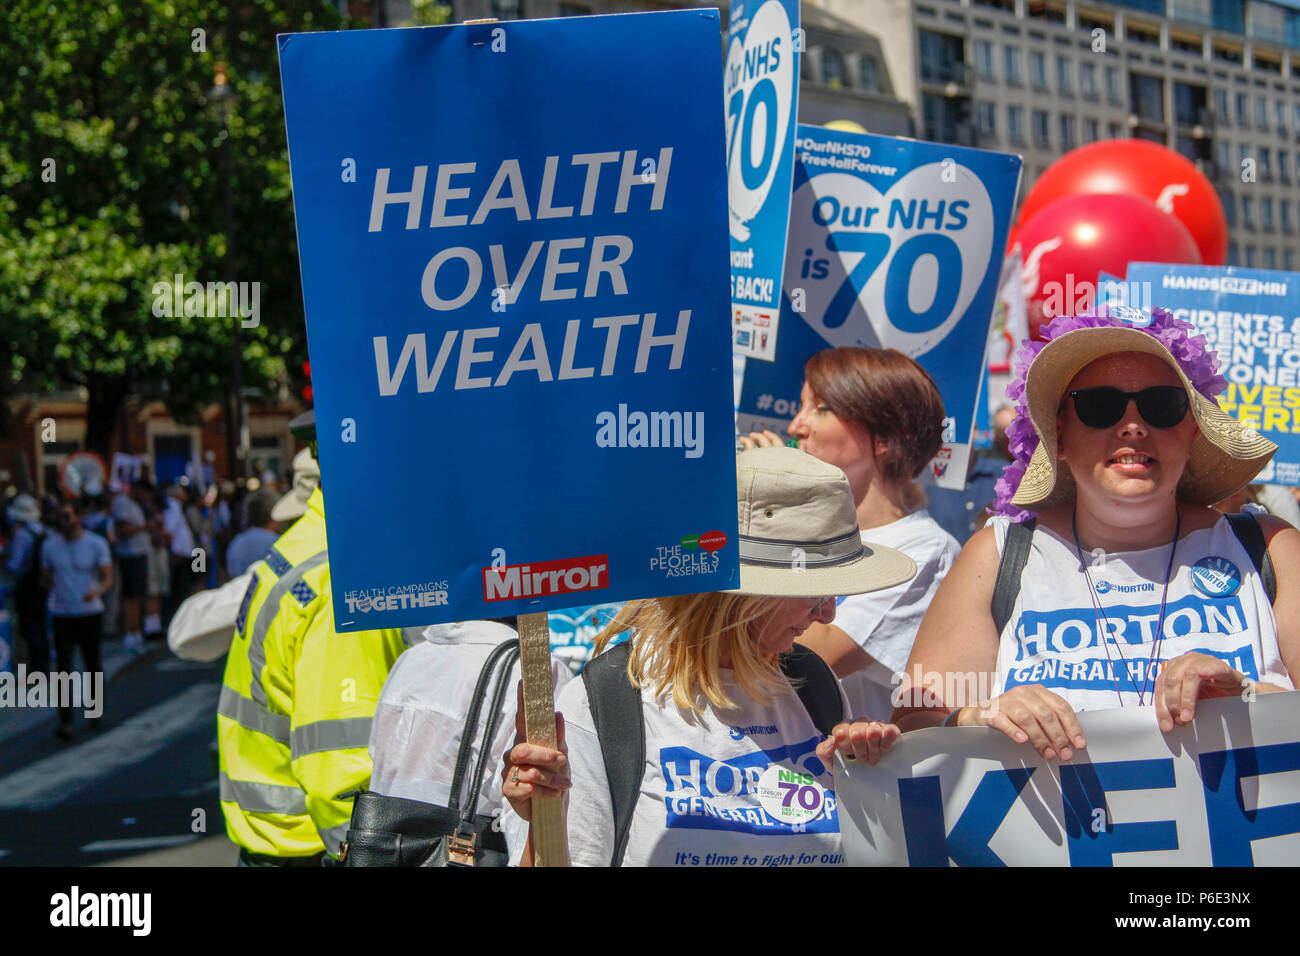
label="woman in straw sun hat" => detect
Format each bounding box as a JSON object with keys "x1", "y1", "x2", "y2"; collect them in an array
[
  {"x1": 889, "y1": 306, "x2": 1299, "y2": 761},
  {"x1": 501, "y1": 447, "x2": 918, "y2": 866}
]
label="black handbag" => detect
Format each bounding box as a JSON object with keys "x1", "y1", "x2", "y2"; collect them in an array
[{"x1": 336, "y1": 637, "x2": 521, "y2": 867}]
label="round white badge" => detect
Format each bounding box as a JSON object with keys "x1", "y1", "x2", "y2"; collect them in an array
[{"x1": 755, "y1": 765, "x2": 830, "y2": 825}]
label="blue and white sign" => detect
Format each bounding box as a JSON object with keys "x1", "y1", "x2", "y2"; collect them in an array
[
  {"x1": 1128, "y1": 262, "x2": 1300, "y2": 487},
  {"x1": 736, "y1": 125, "x2": 1022, "y2": 488},
  {"x1": 279, "y1": 14, "x2": 738, "y2": 631},
  {"x1": 837, "y1": 692, "x2": 1300, "y2": 866},
  {"x1": 726, "y1": 0, "x2": 800, "y2": 362}
]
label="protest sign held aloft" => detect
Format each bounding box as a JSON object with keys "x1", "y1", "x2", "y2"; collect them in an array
[
  {"x1": 836, "y1": 692, "x2": 1300, "y2": 866},
  {"x1": 1127, "y1": 263, "x2": 1300, "y2": 487},
  {"x1": 736, "y1": 125, "x2": 1022, "y2": 488},
  {"x1": 279, "y1": 13, "x2": 738, "y2": 631},
  {"x1": 726, "y1": 0, "x2": 800, "y2": 362}
]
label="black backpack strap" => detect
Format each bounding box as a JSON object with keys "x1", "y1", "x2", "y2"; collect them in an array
[
  {"x1": 447, "y1": 638, "x2": 520, "y2": 817},
  {"x1": 992, "y1": 517, "x2": 1036, "y2": 637},
  {"x1": 581, "y1": 641, "x2": 643, "y2": 867},
  {"x1": 1226, "y1": 511, "x2": 1277, "y2": 605},
  {"x1": 458, "y1": 639, "x2": 520, "y2": 833},
  {"x1": 780, "y1": 643, "x2": 844, "y2": 736}
]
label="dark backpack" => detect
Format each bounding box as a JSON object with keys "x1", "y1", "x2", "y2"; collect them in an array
[
  {"x1": 991, "y1": 511, "x2": 1277, "y2": 635},
  {"x1": 580, "y1": 640, "x2": 844, "y2": 867},
  {"x1": 14, "y1": 525, "x2": 49, "y2": 603}
]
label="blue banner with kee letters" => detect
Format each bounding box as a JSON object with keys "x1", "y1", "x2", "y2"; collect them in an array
[{"x1": 279, "y1": 14, "x2": 738, "y2": 630}]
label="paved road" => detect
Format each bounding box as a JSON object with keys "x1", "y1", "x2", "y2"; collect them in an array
[{"x1": 0, "y1": 642, "x2": 237, "y2": 866}]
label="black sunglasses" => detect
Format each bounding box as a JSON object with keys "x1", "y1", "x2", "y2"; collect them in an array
[{"x1": 1066, "y1": 386, "x2": 1190, "y2": 429}]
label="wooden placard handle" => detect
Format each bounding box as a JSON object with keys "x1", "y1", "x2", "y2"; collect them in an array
[{"x1": 517, "y1": 610, "x2": 569, "y2": 866}]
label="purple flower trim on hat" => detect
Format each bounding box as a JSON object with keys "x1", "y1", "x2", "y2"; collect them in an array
[{"x1": 988, "y1": 306, "x2": 1226, "y2": 521}]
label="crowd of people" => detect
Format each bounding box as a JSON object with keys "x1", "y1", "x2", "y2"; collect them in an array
[
  {"x1": 0, "y1": 459, "x2": 312, "y2": 739},
  {"x1": 16, "y1": 305, "x2": 1295, "y2": 865}
]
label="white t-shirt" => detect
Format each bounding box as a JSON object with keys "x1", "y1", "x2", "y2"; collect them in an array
[
  {"x1": 41, "y1": 531, "x2": 112, "y2": 617},
  {"x1": 545, "y1": 655, "x2": 849, "y2": 867},
  {"x1": 988, "y1": 515, "x2": 1294, "y2": 712},
  {"x1": 835, "y1": 511, "x2": 961, "y2": 721},
  {"x1": 163, "y1": 498, "x2": 195, "y2": 557},
  {"x1": 368, "y1": 620, "x2": 573, "y2": 858}
]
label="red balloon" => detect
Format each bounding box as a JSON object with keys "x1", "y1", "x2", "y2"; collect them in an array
[
  {"x1": 1018, "y1": 192, "x2": 1201, "y2": 339},
  {"x1": 1017, "y1": 139, "x2": 1227, "y2": 266}
]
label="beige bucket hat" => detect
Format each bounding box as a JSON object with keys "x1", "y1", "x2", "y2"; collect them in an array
[
  {"x1": 271, "y1": 447, "x2": 321, "y2": 522},
  {"x1": 1011, "y1": 325, "x2": 1277, "y2": 510},
  {"x1": 733, "y1": 447, "x2": 916, "y2": 597}
]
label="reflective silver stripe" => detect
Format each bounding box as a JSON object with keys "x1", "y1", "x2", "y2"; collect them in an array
[
  {"x1": 218, "y1": 686, "x2": 291, "y2": 744},
  {"x1": 290, "y1": 717, "x2": 373, "y2": 759},
  {"x1": 218, "y1": 771, "x2": 308, "y2": 816},
  {"x1": 248, "y1": 549, "x2": 328, "y2": 707},
  {"x1": 319, "y1": 822, "x2": 350, "y2": 856},
  {"x1": 738, "y1": 528, "x2": 865, "y2": 568}
]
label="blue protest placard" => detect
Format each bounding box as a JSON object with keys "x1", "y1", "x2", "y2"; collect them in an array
[
  {"x1": 1128, "y1": 262, "x2": 1300, "y2": 485},
  {"x1": 279, "y1": 14, "x2": 738, "y2": 631},
  {"x1": 736, "y1": 125, "x2": 1022, "y2": 488},
  {"x1": 726, "y1": 0, "x2": 800, "y2": 362}
]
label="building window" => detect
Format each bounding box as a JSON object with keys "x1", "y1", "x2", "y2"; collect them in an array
[
  {"x1": 1080, "y1": 61, "x2": 1098, "y2": 99},
  {"x1": 1263, "y1": 197, "x2": 1275, "y2": 229},
  {"x1": 1216, "y1": 140, "x2": 1230, "y2": 170},
  {"x1": 1130, "y1": 73, "x2": 1165, "y2": 124},
  {"x1": 1059, "y1": 114, "x2": 1076, "y2": 148},
  {"x1": 823, "y1": 48, "x2": 845, "y2": 88},
  {"x1": 1256, "y1": 95, "x2": 1269, "y2": 130},
  {"x1": 1237, "y1": 92, "x2": 1250, "y2": 127},
  {"x1": 1282, "y1": 199, "x2": 1293, "y2": 231},
  {"x1": 1084, "y1": 117, "x2": 1099, "y2": 141},
  {"x1": 491, "y1": 0, "x2": 523, "y2": 19},
  {"x1": 975, "y1": 40, "x2": 995, "y2": 80},
  {"x1": 1264, "y1": 248, "x2": 1277, "y2": 269},
  {"x1": 1033, "y1": 109, "x2": 1051, "y2": 145},
  {"x1": 1030, "y1": 50, "x2": 1048, "y2": 88},
  {"x1": 1287, "y1": 250, "x2": 1295, "y2": 270},
  {"x1": 1005, "y1": 46, "x2": 1023, "y2": 85},
  {"x1": 1280, "y1": 151, "x2": 1291, "y2": 184},
  {"x1": 1057, "y1": 56, "x2": 1073, "y2": 94},
  {"x1": 1260, "y1": 147, "x2": 1273, "y2": 180},
  {"x1": 1108, "y1": 121, "x2": 1123, "y2": 138},
  {"x1": 1106, "y1": 65, "x2": 1122, "y2": 104},
  {"x1": 1227, "y1": 241, "x2": 1240, "y2": 266},
  {"x1": 1245, "y1": 245, "x2": 1256, "y2": 267},
  {"x1": 1213, "y1": 88, "x2": 1228, "y2": 124},
  {"x1": 977, "y1": 101, "x2": 998, "y2": 134},
  {"x1": 1276, "y1": 100, "x2": 1287, "y2": 135},
  {"x1": 920, "y1": 31, "x2": 966, "y2": 85},
  {"x1": 1007, "y1": 105, "x2": 1025, "y2": 141},
  {"x1": 859, "y1": 55, "x2": 880, "y2": 92},
  {"x1": 1219, "y1": 189, "x2": 1237, "y2": 227},
  {"x1": 1242, "y1": 195, "x2": 1255, "y2": 228}
]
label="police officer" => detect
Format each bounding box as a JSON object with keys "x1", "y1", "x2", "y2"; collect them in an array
[{"x1": 217, "y1": 410, "x2": 409, "y2": 865}]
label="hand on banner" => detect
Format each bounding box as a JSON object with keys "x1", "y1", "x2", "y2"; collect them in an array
[
  {"x1": 737, "y1": 430, "x2": 787, "y2": 451},
  {"x1": 961, "y1": 685, "x2": 1087, "y2": 761},
  {"x1": 502, "y1": 681, "x2": 570, "y2": 821},
  {"x1": 815, "y1": 720, "x2": 900, "y2": 765},
  {"x1": 1153, "y1": 652, "x2": 1280, "y2": 732}
]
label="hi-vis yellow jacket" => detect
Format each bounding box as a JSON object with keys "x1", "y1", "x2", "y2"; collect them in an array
[{"x1": 217, "y1": 487, "x2": 407, "y2": 859}]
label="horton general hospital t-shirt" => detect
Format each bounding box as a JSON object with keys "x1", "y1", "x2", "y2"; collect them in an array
[{"x1": 556, "y1": 658, "x2": 849, "y2": 867}]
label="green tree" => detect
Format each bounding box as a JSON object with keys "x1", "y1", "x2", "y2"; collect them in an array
[{"x1": 0, "y1": 0, "x2": 356, "y2": 463}]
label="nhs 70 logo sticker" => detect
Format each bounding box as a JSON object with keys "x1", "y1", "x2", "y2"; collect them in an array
[
  {"x1": 792, "y1": 164, "x2": 995, "y2": 355},
  {"x1": 755, "y1": 766, "x2": 832, "y2": 826}
]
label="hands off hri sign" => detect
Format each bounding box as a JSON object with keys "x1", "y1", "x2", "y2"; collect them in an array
[
  {"x1": 278, "y1": 13, "x2": 738, "y2": 631},
  {"x1": 737, "y1": 126, "x2": 1021, "y2": 488},
  {"x1": 726, "y1": 0, "x2": 799, "y2": 362}
]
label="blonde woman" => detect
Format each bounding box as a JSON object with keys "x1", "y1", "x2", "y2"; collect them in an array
[{"x1": 502, "y1": 447, "x2": 918, "y2": 866}]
